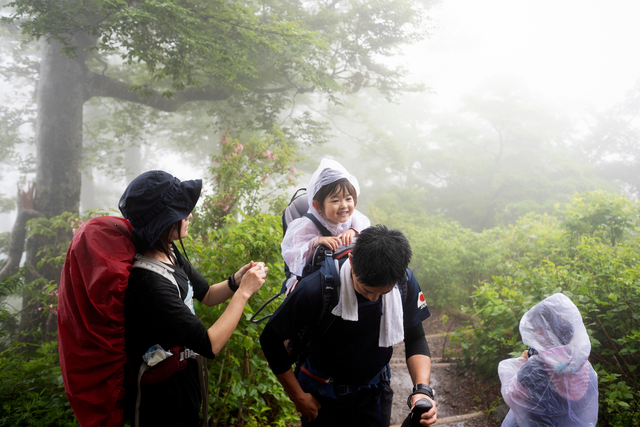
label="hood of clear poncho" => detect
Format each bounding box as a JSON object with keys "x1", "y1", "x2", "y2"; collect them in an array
[
  {"x1": 306, "y1": 158, "x2": 360, "y2": 232},
  {"x1": 520, "y1": 293, "x2": 591, "y2": 374}
]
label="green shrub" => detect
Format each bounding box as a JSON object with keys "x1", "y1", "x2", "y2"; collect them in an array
[
  {"x1": 453, "y1": 191, "x2": 640, "y2": 426},
  {"x1": 0, "y1": 341, "x2": 77, "y2": 427},
  {"x1": 189, "y1": 213, "x2": 297, "y2": 426}
]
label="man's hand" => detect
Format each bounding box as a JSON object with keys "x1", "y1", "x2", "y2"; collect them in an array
[
  {"x1": 292, "y1": 392, "x2": 322, "y2": 421},
  {"x1": 276, "y1": 370, "x2": 322, "y2": 421},
  {"x1": 409, "y1": 395, "x2": 437, "y2": 426}
]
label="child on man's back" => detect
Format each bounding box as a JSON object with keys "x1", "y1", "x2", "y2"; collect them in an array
[{"x1": 282, "y1": 158, "x2": 370, "y2": 292}]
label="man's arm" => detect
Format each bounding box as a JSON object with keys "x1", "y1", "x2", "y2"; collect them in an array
[
  {"x1": 406, "y1": 354, "x2": 437, "y2": 425},
  {"x1": 260, "y1": 326, "x2": 322, "y2": 421},
  {"x1": 275, "y1": 369, "x2": 322, "y2": 421},
  {"x1": 259, "y1": 282, "x2": 324, "y2": 421},
  {"x1": 407, "y1": 353, "x2": 431, "y2": 386},
  {"x1": 405, "y1": 323, "x2": 437, "y2": 425}
]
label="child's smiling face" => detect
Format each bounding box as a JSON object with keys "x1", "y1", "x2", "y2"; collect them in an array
[{"x1": 317, "y1": 187, "x2": 355, "y2": 224}]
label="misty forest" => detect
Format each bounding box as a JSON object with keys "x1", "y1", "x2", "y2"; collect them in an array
[{"x1": 0, "y1": 0, "x2": 639, "y2": 426}]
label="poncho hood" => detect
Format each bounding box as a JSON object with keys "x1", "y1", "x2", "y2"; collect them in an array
[
  {"x1": 520, "y1": 293, "x2": 591, "y2": 374},
  {"x1": 306, "y1": 158, "x2": 360, "y2": 233}
]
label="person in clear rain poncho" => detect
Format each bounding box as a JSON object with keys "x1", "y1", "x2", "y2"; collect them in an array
[
  {"x1": 281, "y1": 158, "x2": 370, "y2": 292},
  {"x1": 499, "y1": 293, "x2": 598, "y2": 427}
]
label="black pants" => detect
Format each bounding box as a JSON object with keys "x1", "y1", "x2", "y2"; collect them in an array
[{"x1": 301, "y1": 381, "x2": 393, "y2": 427}]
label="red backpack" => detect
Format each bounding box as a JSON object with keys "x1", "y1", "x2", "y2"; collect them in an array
[{"x1": 58, "y1": 216, "x2": 136, "y2": 427}]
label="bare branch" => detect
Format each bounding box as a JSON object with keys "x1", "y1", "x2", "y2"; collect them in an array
[
  {"x1": 84, "y1": 71, "x2": 232, "y2": 111},
  {"x1": 0, "y1": 183, "x2": 43, "y2": 281}
]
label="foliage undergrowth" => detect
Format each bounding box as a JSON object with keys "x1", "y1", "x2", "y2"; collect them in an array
[
  {"x1": 371, "y1": 190, "x2": 640, "y2": 425},
  {"x1": 447, "y1": 191, "x2": 640, "y2": 426},
  {"x1": 189, "y1": 213, "x2": 297, "y2": 426},
  {"x1": 0, "y1": 340, "x2": 77, "y2": 426}
]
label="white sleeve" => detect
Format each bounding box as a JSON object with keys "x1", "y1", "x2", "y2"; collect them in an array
[
  {"x1": 281, "y1": 217, "x2": 322, "y2": 277},
  {"x1": 498, "y1": 357, "x2": 529, "y2": 425},
  {"x1": 349, "y1": 210, "x2": 370, "y2": 233}
]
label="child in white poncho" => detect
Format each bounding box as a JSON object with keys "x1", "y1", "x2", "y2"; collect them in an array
[
  {"x1": 281, "y1": 158, "x2": 370, "y2": 292},
  {"x1": 499, "y1": 293, "x2": 598, "y2": 427}
]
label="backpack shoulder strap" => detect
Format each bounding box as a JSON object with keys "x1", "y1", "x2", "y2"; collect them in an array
[
  {"x1": 303, "y1": 213, "x2": 332, "y2": 238},
  {"x1": 398, "y1": 269, "x2": 410, "y2": 308},
  {"x1": 316, "y1": 257, "x2": 341, "y2": 335},
  {"x1": 132, "y1": 254, "x2": 179, "y2": 295}
]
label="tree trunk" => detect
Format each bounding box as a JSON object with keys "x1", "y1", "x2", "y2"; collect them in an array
[
  {"x1": 19, "y1": 36, "x2": 88, "y2": 335},
  {"x1": 34, "y1": 37, "x2": 85, "y2": 217},
  {"x1": 81, "y1": 165, "x2": 97, "y2": 211},
  {"x1": 124, "y1": 144, "x2": 143, "y2": 183}
]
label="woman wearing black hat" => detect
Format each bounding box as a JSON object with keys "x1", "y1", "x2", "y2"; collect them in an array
[{"x1": 119, "y1": 170, "x2": 268, "y2": 427}]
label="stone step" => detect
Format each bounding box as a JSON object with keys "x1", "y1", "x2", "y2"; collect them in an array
[
  {"x1": 390, "y1": 357, "x2": 460, "y2": 363},
  {"x1": 425, "y1": 332, "x2": 450, "y2": 339},
  {"x1": 390, "y1": 362, "x2": 457, "y2": 369},
  {"x1": 390, "y1": 411, "x2": 485, "y2": 427},
  {"x1": 389, "y1": 357, "x2": 460, "y2": 369}
]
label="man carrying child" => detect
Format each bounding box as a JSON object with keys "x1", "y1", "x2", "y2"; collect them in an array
[{"x1": 260, "y1": 225, "x2": 438, "y2": 426}]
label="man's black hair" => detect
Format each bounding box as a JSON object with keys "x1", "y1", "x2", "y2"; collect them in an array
[{"x1": 351, "y1": 225, "x2": 412, "y2": 287}]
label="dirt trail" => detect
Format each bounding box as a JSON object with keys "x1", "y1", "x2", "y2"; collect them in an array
[{"x1": 389, "y1": 309, "x2": 505, "y2": 427}]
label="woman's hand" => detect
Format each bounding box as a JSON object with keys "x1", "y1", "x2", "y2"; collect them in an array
[
  {"x1": 233, "y1": 262, "x2": 253, "y2": 285},
  {"x1": 337, "y1": 228, "x2": 357, "y2": 246},
  {"x1": 237, "y1": 261, "x2": 268, "y2": 298}
]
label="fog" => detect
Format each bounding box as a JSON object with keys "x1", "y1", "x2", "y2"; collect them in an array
[
  {"x1": 410, "y1": 0, "x2": 640, "y2": 110},
  {"x1": 2, "y1": 0, "x2": 640, "y2": 234}
]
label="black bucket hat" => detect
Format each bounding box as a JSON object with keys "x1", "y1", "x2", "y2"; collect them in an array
[{"x1": 119, "y1": 170, "x2": 202, "y2": 249}]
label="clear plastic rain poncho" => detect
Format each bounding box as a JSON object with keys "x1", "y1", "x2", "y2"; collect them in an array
[
  {"x1": 281, "y1": 158, "x2": 370, "y2": 281},
  {"x1": 499, "y1": 293, "x2": 598, "y2": 427}
]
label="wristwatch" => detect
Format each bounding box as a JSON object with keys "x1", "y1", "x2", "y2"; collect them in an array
[
  {"x1": 407, "y1": 383, "x2": 434, "y2": 409},
  {"x1": 413, "y1": 383, "x2": 434, "y2": 399}
]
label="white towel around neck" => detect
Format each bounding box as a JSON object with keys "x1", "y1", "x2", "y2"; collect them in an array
[{"x1": 331, "y1": 260, "x2": 404, "y2": 347}]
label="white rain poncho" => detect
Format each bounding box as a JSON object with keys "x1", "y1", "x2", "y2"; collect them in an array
[
  {"x1": 499, "y1": 293, "x2": 598, "y2": 427},
  {"x1": 281, "y1": 158, "x2": 370, "y2": 281}
]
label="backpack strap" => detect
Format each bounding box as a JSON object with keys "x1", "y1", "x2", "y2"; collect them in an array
[
  {"x1": 398, "y1": 270, "x2": 410, "y2": 308},
  {"x1": 316, "y1": 257, "x2": 342, "y2": 335},
  {"x1": 132, "y1": 254, "x2": 179, "y2": 295},
  {"x1": 303, "y1": 213, "x2": 332, "y2": 238},
  {"x1": 131, "y1": 255, "x2": 209, "y2": 427},
  {"x1": 197, "y1": 355, "x2": 209, "y2": 427}
]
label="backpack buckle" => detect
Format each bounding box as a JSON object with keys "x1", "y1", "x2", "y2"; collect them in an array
[
  {"x1": 381, "y1": 365, "x2": 390, "y2": 381},
  {"x1": 324, "y1": 274, "x2": 334, "y2": 283},
  {"x1": 180, "y1": 348, "x2": 197, "y2": 361},
  {"x1": 338, "y1": 385, "x2": 350, "y2": 396}
]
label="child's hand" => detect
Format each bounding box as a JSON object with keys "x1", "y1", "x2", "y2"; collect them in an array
[
  {"x1": 318, "y1": 236, "x2": 342, "y2": 251},
  {"x1": 337, "y1": 228, "x2": 357, "y2": 246}
]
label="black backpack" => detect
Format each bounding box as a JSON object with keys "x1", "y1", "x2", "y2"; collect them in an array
[{"x1": 288, "y1": 253, "x2": 411, "y2": 368}]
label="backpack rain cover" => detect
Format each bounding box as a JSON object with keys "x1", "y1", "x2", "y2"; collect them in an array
[{"x1": 58, "y1": 216, "x2": 136, "y2": 427}]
